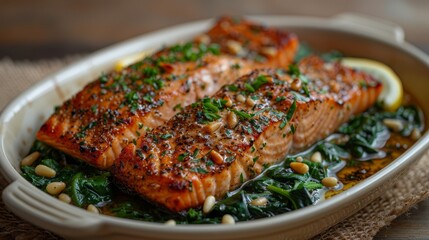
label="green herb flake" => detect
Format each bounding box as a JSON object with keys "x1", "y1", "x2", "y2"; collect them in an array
[
  {"x1": 193, "y1": 148, "x2": 200, "y2": 158},
  {"x1": 290, "y1": 124, "x2": 296, "y2": 134},
  {"x1": 160, "y1": 133, "x2": 173, "y2": 140},
  {"x1": 178, "y1": 153, "x2": 188, "y2": 162},
  {"x1": 136, "y1": 149, "x2": 144, "y2": 159},
  {"x1": 91, "y1": 104, "x2": 98, "y2": 114},
  {"x1": 279, "y1": 99, "x2": 297, "y2": 130},
  {"x1": 173, "y1": 103, "x2": 183, "y2": 112},
  {"x1": 231, "y1": 63, "x2": 241, "y2": 69},
  {"x1": 198, "y1": 97, "x2": 227, "y2": 123},
  {"x1": 232, "y1": 109, "x2": 253, "y2": 120},
  {"x1": 251, "y1": 75, "x2": 269, "y2": 90},
  {"x1": 99, "y1": 72, "x2": 109, "y2": 83},
  {"x1": 191, "y1": 167, "x2": 208, "y2": 174},
  {"x1": 225, "y1": 156, "x2": 235, "y2": 163},
  {"x1": 276, "y1": 96, "x2": 286, "y2": 102},
  {"x1": 227, "y1": 85, "x2": 239, "y2": 92}
]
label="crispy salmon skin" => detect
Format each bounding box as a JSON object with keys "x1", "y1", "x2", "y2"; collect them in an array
[
  {"x1": 36, "y1": 16, "x2": 298, "y2": 169},
  {"x1": 112, "y1": 56, "x2": 382, "y2": 212}
]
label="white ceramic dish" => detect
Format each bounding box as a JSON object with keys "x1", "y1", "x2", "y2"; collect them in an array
[{"x1": 1, "y1": 14, "x2": 429, "y2": 240}]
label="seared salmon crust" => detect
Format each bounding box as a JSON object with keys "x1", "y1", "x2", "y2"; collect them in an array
[
  {"x1": 112, "y1": 56, "x2": 382, "y2": 212},
  {"x1": 36, "y1": 17, "x2": 298, "y2": 169}
]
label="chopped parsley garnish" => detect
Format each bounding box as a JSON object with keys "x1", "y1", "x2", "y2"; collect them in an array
[
  {"x1": 226, "y1": 85, "x2": 239, "y2": 92},
  {"x1": 276, "y1": 96, "x2": 286, "y2": 102},
  {"x1": 231, "y1": 109, "x2": 253, "y2": 120},
  {"x1": 178, "y1": 153, "x2": 188, "y2": 162},
  {"x1": 142, "y1": 67, "x2": 159, "y2": 77},
  {"x1": 225, "y1": 156, "x2": 235, "y2": 163},
  {"x1": 143, "y1": 77, "x2": 164, "y2": 90},
  {"x1": 74, "y1": 121, "x2": 98, "y2": 139},
  {"x1": 290, "y1": 124, "x2": 296, "y2": 134},
  {"x1": 91, "y1": 104, "x2": 98, "y2": 114},
  {"x1": 142, "y1": 94, "x2": 153, "y2": 103},
  {"x1": 192, "y1": 148, "x2": 200, "y2": 158},
  {"x1": 160, "y1": 134, "x2": 173, "y2": 140},
  {"x1": 99, "y1": 72, "x2": 109, "y2": 83},
  {"x1": 245, "y1": 75, "x2": 269, "y2": 93},
  {"x1": 164, "y1": 42, "x2": 221, "y2": 63},
  {"x1": 279, "y1": 99, "x2": 297, "y2": 129},
  {"x1": 136, "y1": 149, "x2": 144, "y2": 158},
  {"x1": 173, "y1": 103, "x2": 183, "y2": 112},
  {"x1": 190, "y1": 167, "x2": 208, "y2": 174},
  {"x1": 197, "y1": 97, "x2": 227, "y2": 124},
  {"x1": 288, "y1": 64, "x2": 310, "y2": 97},
  {"x1": 230, "y1": 63, "x2": 241, "y2": 69}
]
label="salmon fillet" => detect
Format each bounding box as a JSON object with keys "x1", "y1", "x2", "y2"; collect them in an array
[
  {"x1": 112, "y1": 56, "x2": 382, "y2": 212},
  {"x1": 36, "y1": 16, "x2": 298, "y2": 169}
]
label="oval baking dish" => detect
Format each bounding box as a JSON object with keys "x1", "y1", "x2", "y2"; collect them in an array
[{"x1": 1, "y1": 14, "x2": 429, "y2": 240}]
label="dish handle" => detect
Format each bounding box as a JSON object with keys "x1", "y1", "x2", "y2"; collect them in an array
[
  {"x1": 333, "y1": 13, "x2": 405, "y2": 43},
  {"x1": 2, "y1": 181, "x2": 103, "y2": 237}
]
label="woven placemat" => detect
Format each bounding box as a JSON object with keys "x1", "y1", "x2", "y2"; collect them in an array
[{"x1": 0, "y1": 58, "x2": 428, "y2": 239}]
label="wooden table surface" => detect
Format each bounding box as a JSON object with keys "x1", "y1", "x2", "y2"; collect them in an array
[{"x1": 1, "y1": 1, "x2": 429, "y2": 239}]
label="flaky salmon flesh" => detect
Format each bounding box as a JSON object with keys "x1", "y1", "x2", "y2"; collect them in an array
[
  {"x1": 36, "y1": 17, "x2": 298, "y2": 169},
  {"x1": 112, "y1": 56, "x2": 382, "y2": 212}
]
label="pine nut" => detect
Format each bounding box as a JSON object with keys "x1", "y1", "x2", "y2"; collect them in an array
[
  {"x1": 21, "y1": 152, "x2": 41, "y2": 166},
  {"x1": 58, "y1": 193, "x2": 72, "y2": 204},
  {"x1": 87, "y1": 204, "x2": 99, "y2": 214},
  {"x1": 411, "y1": 128, "x2": 421, "y2": 141},
  {"x1": 46, "y1": 182, "x2": 66, "y2": 195},
  {"x1": 330, "y1": 81, "x2": 340, "y2": 93},
  {"x1": 322, "y1": 177, "x2": 338, "y2": 188},
  {"x1": 210, "y1": 150, "x2": 224, "y2": 164},
  {"x1": 236, "y1": 94, "x2": 246, "y2": 103},
  {"x1": 246, "y1": 97, "x2": 255, "y2": 107},
  {"x1": 227, "y1": 111, "x2": 238, "y2": 128},
  {"x1": 383, "y1": 119, "x2": 403, "y2": 132},
  {"x1": 224, "y1": 97, "x2": 233, "y2": 107},
  {"x1": 291, "y1": 78, "x2": 302, "y2": 91},
  {"x1": 164, "y1": 219, "x2": 176, "y2": 225},
  {"x1": 205, "y1": 121, "x2": 222, "y2": 133},
  {"x1": 296, "y1": 156, "x2": 303, "y2": 162},
  {"x1": 226, "y1": 40, "x2": 243, "y2": 55},
  {"x1": 203, "y1": 195, "x2": 216, "y2": 214},
  {"x1": 195, "y1": 34, "x2": 210, "y2": 45},
  {"x1": 261, "y1": 47, "x2": 277, "y2": 57},
  {"x1": 310, "y1": 151, "x2": 322, "y2": 163},
  {"x1": 222, "y1": 214, "x2": 235, "y2": 224},
  {"x1": 250, "y1": 197, "x2": 268, "y2": 207},
  {"x1": 290, "y1": 162, "x2": 309, "y2": 174},
  {"x1": 35, "y1": 165, "x2": 56, "y2": 178}
]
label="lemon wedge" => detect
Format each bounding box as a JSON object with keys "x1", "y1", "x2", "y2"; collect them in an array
[
  {"x1": 341, "y1": 57, "x2": 403, "y2": 112},
  {"x1": 114, "y1": 50, "x2": 153, "y2": 71}
]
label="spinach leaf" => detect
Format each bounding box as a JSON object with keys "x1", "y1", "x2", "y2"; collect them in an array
[
  {"x1": 315, "y1": 141, "x2": 349, "y2": 163},
  {"x1": 69, "y1": 172, "x2": 112, "y2": 207},
  {"x1": 339, "y1": 114, "x2": 388, "y2": 158}
]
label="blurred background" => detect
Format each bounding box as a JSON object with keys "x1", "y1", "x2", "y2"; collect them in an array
[{"x1": 1, "y1": 0, "x2": 429, "y2": 60}]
